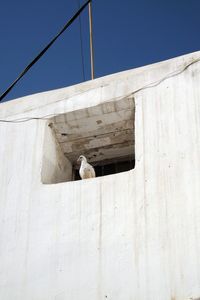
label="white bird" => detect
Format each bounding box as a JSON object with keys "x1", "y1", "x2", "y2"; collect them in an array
[{"x1": 77, "y1": 155, "x2": 96, "y2": 179}]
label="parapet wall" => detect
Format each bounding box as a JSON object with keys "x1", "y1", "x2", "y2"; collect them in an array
[{"x1": 0, "y1": 51, "x2": 200, "y2": 300}]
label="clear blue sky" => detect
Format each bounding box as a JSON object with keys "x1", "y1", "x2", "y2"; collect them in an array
[{"x1": 0, "y1": 0, "x2": 200, "y2": 101}]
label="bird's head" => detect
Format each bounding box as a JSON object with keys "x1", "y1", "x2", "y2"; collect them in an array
[{"x1": 77, "y1": 155, "x2": 87, "y2": 163}]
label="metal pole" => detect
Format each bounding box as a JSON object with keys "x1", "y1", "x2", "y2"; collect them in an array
[{"x1": 89, "y1": 2, "x2": 95, "y2": 79}]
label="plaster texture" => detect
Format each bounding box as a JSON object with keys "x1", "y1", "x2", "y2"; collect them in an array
[
  {"x1": 52, "y1": 96, "x2": 135, "y2": 166},
  {"x1": 0, "y1": 51, "x2": 200, "y2": 300}
]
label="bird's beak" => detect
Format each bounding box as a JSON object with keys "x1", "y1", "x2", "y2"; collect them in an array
[{"x1": 77, "y1": 157, "x2": 80, "y2": 163}]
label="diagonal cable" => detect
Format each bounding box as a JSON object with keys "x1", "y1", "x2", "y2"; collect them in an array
[
  {"x1": 0, "y1": 0, "x2": 91, "y2": 102},
  {"x1": 0, "y1": 57, "x2": 199, "y2": 123}
]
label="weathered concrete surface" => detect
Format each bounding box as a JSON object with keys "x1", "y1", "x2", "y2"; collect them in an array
[
  {"x1": 0, "y1": 51, "x2": 200, "y2": 300},
  {"x1": 52, "y1": 96, "x2": 135, "y2": 165},
  {"x1": 41, "y1": 123, "x2": 72, "y2": 184}
]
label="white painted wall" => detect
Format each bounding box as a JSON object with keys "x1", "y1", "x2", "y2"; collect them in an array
[
  {"x1": 41, "y1": 123, "x2": 72, "y2": 184},
  {"x1": 0, "y1": 51, "x2": 200, "y2": 300}
]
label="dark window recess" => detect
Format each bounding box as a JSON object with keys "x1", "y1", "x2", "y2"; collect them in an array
[{"x1": 73, "y1": 158, "x2": 135, "y2": 181}]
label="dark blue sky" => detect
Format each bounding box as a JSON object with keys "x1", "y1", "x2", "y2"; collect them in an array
[{"x1": 0, "y1": 0, "x2": 200, "y2": 101}]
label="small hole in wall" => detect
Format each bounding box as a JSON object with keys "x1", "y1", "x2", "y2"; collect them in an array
[{"x1": 41, "y1": 96, "x2": 135, "y2": 184}]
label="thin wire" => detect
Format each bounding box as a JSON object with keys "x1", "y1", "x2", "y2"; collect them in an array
[
  {"x1": 132, "y1": 57, "x2": 200, "y2": 94},
  {"x1": 0, "y1": 57, "x2": 199, "y2": 124},
  {"x1": 76, "y1": 0, "x2": 86, "y2": 81},
  {"x1": 0, "y1": 113, "x2": 56, "y2": 123},
  {"x1": 0, "y1": 0, "x2": 91, "y2": 102}
]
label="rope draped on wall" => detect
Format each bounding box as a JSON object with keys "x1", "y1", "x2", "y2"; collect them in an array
[{"x1": 0, "y1": 56, "x2": 199, "y2": 124}]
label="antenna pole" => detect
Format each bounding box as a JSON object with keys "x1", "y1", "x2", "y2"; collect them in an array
[{"x1": 89, "y1": 2, "x2": 95, "y2": 79}]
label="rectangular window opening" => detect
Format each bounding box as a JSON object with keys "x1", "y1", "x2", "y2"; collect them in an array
[{"x1": 41, "y1": 96, "x2": 135, "y2": 184}]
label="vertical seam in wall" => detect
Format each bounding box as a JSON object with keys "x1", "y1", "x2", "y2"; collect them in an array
[{"x1": 141, "y1": 94, "x2": 149, "y2": 297}]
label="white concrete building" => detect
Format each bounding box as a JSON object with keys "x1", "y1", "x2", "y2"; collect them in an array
[{"x1": 0, "y1": 51, "x2": 200, "y2": 300}]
